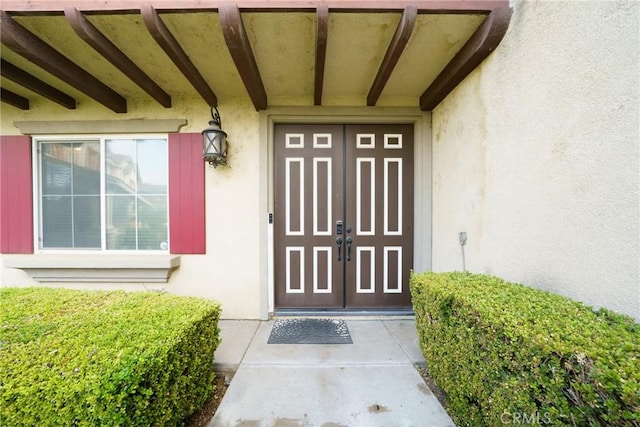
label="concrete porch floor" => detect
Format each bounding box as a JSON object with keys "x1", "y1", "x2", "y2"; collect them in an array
[{"x1": 209, "y1": 318, "x2": 453, "y2": 427}]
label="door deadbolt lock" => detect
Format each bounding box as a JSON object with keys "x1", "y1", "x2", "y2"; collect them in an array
[{"x1": 336, "y1": 220, "x2": 343, "y2": 235}]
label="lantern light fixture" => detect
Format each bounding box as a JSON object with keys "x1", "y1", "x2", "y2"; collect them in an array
[{"x1": 202, "y1": 106, "x2": 228, "y2": 168}]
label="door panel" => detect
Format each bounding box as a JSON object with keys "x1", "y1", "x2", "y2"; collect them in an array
[
  {"x1": 275, "y1": 124, "x2": 344, "y2": 308},
  {"x1": 345, "y1": 124, "x2": 414, "y2": 308},
  {"x1": 274, "y1": 123, "x2": 413, "y2": 309}
]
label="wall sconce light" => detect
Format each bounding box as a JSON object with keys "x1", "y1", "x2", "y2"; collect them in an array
[{"x1": 202, "y1": 106, "x2": 228, "y2": 168}]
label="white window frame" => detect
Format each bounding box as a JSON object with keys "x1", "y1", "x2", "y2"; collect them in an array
[{"x1": 32, "y1": 134, "x2": 170, "y2": 254}]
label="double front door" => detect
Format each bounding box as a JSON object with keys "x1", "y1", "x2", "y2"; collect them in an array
[{"x1": 274, "y1": 123, "x2": 413, "y2": 309}]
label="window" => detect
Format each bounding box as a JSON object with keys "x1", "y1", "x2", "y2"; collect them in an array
[
  {"x1": 36, "y1": 136, "x2": 169, "y2": 252},
  {"x1": 2, "y1": 132, "x2": 203, "y2": 255}
]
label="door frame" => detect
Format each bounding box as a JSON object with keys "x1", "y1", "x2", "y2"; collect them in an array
[{"x1": 257, "y1": 107, "x2": 432, "y2": 318}]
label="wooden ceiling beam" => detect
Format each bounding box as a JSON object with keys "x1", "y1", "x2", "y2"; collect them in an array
[
  {"x1": 0, "y1": 1, "x2": 507, "y2": 14},
  {"x1": 419, "y1": 6, "x2": 512, "y2": 111},
  {"x1": 0, "y1": 88, "x2": 29, "y2": 110},
  {"x1": 0, "y1": 59, "x2": 76, "y2": 109},
  {"x1": 65, "y1": 7, "x2": 172, "y2": 108},
  {"x1": 314, "y1": 4, "x2": 328, "y2": 106},
  {"x1": 367, "y1": 6, "x2": 416, "y2": 106},
  {"x1": 219, "y1": 2, "x2": 267, "y2": 111},
  {"x1": 0, "y1": 11, "x2": 127, "y2": 113},
  {"x1": 141, "y1": 5, "x2": 217, "y2": 107}
]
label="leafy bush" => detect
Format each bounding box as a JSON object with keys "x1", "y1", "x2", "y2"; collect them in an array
[
  {"x1": 410, "y1": 272, "x2": 639, "y2": 426},
  {"x1": 0, "y1": 287, "x2": 221, "y2": 426}
]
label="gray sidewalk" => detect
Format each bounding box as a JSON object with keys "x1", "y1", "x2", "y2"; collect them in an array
[{"x1": 209, "y1": 319, "x2": 454, "y2": 427}]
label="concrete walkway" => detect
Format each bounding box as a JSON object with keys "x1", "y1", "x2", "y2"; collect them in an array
[{"x1": 209, "y1": 319, "x2": 454, "y2": 427}]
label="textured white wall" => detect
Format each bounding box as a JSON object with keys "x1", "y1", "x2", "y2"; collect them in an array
[
  {"x1": 1, "y1": 98, "x2": 432, "y2": 320},
  {"x1": 431, "y1": 0, "x2": 640, "y2": 319},
  {"x1": 1, "y1": 97, "x2": 265, "y2": 319},
  {"x1": 169, "y1": 99, "x2": 264, "y2": 319}
]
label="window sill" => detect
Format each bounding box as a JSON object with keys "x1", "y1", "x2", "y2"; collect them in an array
[{"x1": 2, "y1": 254, "x2": 180, "y2": 283}]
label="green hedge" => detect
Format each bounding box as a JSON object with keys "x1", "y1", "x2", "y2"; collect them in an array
[
  {"x1": 410, "y1": 272, "x2": 639, "y2": 426},
  {"x1": 0, "y1": 287, "x2": 221, "y2": 426}
]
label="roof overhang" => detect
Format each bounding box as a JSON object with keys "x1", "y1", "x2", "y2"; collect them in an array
[{"x1": 0, "y1": 1, "x2": 512, "y2": 113}]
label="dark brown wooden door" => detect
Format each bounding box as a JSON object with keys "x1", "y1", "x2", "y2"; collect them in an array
[{"x1": 274, "y1": 123, "x2": 413, "y2": 309}]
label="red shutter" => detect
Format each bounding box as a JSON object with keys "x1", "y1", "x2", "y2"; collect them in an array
[
  {"x1": 0, "y1": 135, "x2": 34, "y2": 254},
  {"x1": 169, "y1": 133, "x2": 206, "y2": 254}
]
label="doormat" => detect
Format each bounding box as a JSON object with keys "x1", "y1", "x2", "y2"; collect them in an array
[{"x1": 267, "y1": 318, "x2": 353, "y2": 344}]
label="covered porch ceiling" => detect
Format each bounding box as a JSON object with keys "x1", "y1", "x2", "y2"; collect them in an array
[{"x1": 0, "y1": 1, "x2": 511, "y2": 114}]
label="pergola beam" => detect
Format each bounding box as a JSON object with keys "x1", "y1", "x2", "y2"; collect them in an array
[
  {"x1": 0, "y1": 59, "x2": 76, "y2": 109},
  {"x1": 0, "y1": 88, "x2": 29, "y2": 110},
  {"x1": 0, "y1": 1, "x2": 512, "y2": 113},
  {"x1": 419, "y1": 6, "x2": 512, "y2": 111},
  {"x1": 141, "y1": 4, "x2": 217, "y2": 106},
  {"x1": 0, "y1": 11, "x2": 127, "y2": 113},
  {"x1": 367, "y1": 6, "x2": 416, "y2": 106},
  {"x1": 219, "y1": 2, "x2": 267, "y2": 111},
  {"x1": 314, "y1": 4, "x2": 328, "y2": 106},
  {"x1": 0, "y1": 1, "x2": 506, "y2": 14},
  {"x1": 65, "y1": 7, "x2": 172, "y2": 108}
]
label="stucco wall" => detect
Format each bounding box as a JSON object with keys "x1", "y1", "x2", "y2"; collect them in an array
[
  {"x1": 431, "y1": 0, "x2": 640, "y2": 319},
  {"x1": 1, "y1": 97, "x2": 266, "y2": 319},
  {"x1": 1, "y1": 94, "x2": 433, "y2": 319},
  {"x1": 172, "y1": 99, "x2": 264, "y2": 319}
]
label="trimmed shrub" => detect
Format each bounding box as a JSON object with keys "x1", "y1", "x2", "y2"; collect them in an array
[
  {"x1": 0, "y1": 287, "x2": 221, "y2": 426},
  {"x1": 410, "y1": 272, "x2": 639, "y2": 426}
]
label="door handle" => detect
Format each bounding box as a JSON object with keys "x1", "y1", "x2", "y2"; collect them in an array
[
  {"x1": 345, "y1": 236, "x2": 353, "y2": 261},
  {"x1": 336, "y1": 237, "x2": 343, "y2": 261}
]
